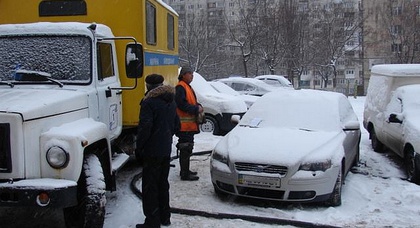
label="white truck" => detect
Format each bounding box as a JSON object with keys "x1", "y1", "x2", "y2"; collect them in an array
[
  {"x1": 363, "y1": 64, "x2": 420, "y2": 184},
  {"x1": 0, "y1": 1, "x2": 179, "y2": 227}
]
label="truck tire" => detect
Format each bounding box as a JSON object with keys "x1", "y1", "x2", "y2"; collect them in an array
[
  {"x1": 370, "y1": 128, "x2": 384, "y2": 153},
  {"x1": 64, "y1": 154, "x2": 106, "y2": 228},
  {"x1": 405, "y1": 147, "x2": 420, "y2": 184}
]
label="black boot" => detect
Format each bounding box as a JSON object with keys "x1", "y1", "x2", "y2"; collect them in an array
[{"x1": 179, "y1": 147, "x2": 199, "y2": 181}]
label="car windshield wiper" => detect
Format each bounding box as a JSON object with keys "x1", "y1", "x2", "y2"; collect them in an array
[
  {"x1": 0, "y1": 81, "x2": 14, "y2": 88},
  {"x1": 14, "y1": 70, "x2": 63, "y2": 88}
]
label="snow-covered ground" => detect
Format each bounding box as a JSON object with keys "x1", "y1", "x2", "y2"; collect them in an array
[
  {"x1": 104, "y1": 96, "x2": 420, "y2": 228},
  {"x1": 1, "y1": 96, "x2": 418, "y2": 227}
]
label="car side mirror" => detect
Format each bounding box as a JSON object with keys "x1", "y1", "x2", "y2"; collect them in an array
[
  {"x1": 389, "y1": 113, "x2": 403, "y2": 124},
  {"x1": 125, "y1": 43, "x2": 144, "y2": 78},
  {"x1": 231, "y1": 115, "x2": 241, "y2": 124},
  {"x1": 343, "y1": 120, "x2": 360, "y2": 131}
]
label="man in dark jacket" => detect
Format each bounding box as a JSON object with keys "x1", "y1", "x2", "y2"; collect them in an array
[{"x1": 136, "y1": 74, "x2": 180, "y2": 228}]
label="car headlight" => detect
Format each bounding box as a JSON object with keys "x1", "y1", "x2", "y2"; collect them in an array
[
  {"x1": 299, "y1": 160, "x2": 331, "y2": 171},
  {"x1": 46, "y1": 146, "x2": 69, "y2": 169},
  {"x1": 212, "y1": 150, "x2": 229, "y2": 165}
]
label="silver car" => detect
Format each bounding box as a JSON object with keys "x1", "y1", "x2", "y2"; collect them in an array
[{"x1": 210, "y1": 89, "x2": 360, "y2": 206}]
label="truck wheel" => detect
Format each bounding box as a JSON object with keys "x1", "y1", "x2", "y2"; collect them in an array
[
  {"x1": 370, "y1": 128, "x2": 384, "y2": 152},
  {"x1": 405, "y1": 148, "x2": 420, "y2": 184},
  {"x1": 64, "y1": 154, "x2": 106, "y2": 228},
  {"x1": 200, "y1": 115, "x2": 220, "y2": 135},
  {"x1": 325, "y1": 168, "x2": 342, "y2": 207}
]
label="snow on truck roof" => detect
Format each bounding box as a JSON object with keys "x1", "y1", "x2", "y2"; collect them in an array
[
  {"x1": 371, "y1": 64, "x2": 420, "y2": 77},
  {"x1": 0, "y1": 22, "x2": 114, "y2": 38}
]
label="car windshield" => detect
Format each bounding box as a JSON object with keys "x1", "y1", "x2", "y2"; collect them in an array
[
  {"x1": 0, "y1": 35, "x2": 92, "y2": 84},
  {"x1": 239, "y1": 92, "x2": 341, "y2": 131}
]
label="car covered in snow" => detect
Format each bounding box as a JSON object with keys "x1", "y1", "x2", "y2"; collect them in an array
[
  {"x1": 255, "y1": 74, "x2": 293, "y2": 88},
  {"x1": 189, "y1": 72, "x2": 247, "y2": 136},
  {"x1": 217, "y1": 77, "x2": 279, "y2": 96},
  {"x1": 209, "y1": 81, "x2": 259, "y2": 109},
  {"x1": 210, "y1": 89, "x2": 361, "y2": 206}
]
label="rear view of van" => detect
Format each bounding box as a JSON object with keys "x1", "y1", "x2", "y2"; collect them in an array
[{"x1": 364, "y1": 64, "x2": 420, "y2": 184}]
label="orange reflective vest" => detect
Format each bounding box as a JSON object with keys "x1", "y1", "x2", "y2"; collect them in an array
[{"x1": 176, "y1": 81, "x2": 199, "y2": 132}]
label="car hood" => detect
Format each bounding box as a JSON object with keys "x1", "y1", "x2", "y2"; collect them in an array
[
  {"x1": 216, "y1": 126, "x2": 344, "y2": 166},
  {"x1": 0, "y1": 89, "x2": 88, "y2": 121}
]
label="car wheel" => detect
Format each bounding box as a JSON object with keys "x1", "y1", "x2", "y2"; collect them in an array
[
  {"x1": 326, "y1": 168, "x2": 342, "y2": 207},
  {"x1": 64, "y1": 153, "x2": 106, "y2": 228},
  {"x1": 370, "y1": 128, "x2": 384, "y2": 153},
  {"x1": 200, "y1": 115, "x2": 220, "y2": 135},
  {"x1": 404, "y1": 147, "x2": 420, "y2": 184}
]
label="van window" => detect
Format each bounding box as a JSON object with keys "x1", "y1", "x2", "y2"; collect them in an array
[
  {"x1": 97, "y1": 43, "x2": 115, "y2": 80},
  {"x1": 146, "y1": 1, "x2": 157, "y2": 45},
  {"x1": 167, "y1": 14, "x2": 175, "y2": 50}
]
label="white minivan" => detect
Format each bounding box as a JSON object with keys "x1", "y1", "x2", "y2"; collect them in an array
[{"x1": 363, "y1": 64, "x2": 420, "y2": 184}]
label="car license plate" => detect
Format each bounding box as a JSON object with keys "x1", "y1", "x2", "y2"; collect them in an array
[{"x1": 238, "y1": 174, "x2": 280, "y2": 188}]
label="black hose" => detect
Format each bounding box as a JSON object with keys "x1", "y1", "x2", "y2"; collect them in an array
[{"x1": 130, "y1": 151, "x2": 340, "y2": 228}]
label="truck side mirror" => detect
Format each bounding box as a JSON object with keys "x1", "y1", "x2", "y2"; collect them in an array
[
  {"x1": 125, "y1": 43, "x2": 144, "y2": 78},
  {"x1": 389, "y1": 113, "x2": 403, "y2": 124},
  {"x1": 231, "y1": 115, "x2": 241, "y2": 124}
]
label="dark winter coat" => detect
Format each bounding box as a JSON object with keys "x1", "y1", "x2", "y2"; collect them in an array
[{"x1": 137, "y1": 85, "x2": 180, "y2": 158}]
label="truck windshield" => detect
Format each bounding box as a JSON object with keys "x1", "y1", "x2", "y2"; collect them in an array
[{"x1": 0, "y1": 35, "x2": 91, "y2": 84}]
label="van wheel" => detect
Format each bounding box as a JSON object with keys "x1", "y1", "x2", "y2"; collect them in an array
[
  {"x1": 405, "y1": 148, "x2": 420, "y2": 184},
  {"x1": 200, "y1": 115, "x2": 220, "y2": 135},
  {"x1": 325, "y1": 168, "x2": 342, "y2": 207},
  {"x1": 370, "y1": 128, "x2": 384, "y2": 152},
  {"x1": 64, "y1": 154, "x2": 106, "y2": 228}
]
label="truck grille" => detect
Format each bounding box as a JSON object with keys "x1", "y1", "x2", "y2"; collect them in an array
[
  {"x1": 235, "y1": 162, "x2": 288, "y2": 176},
  {"x1": 0, "y1": 123, "x2": 12, "y2": 173}
]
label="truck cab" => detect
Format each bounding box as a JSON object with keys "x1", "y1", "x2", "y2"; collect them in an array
[
  {"x1": 0, "y1": 22, "x2": 143, "y2": 228},
  {"x1": 364, "y1": 64, "x2": 420, "y2": 184}
]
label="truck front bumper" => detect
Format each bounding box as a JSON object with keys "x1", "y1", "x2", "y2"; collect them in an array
[{"x1": 0, "y1": 178, "x2": 77, "y2": 208}]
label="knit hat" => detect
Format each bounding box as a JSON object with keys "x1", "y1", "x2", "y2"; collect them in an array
[
  {"x1": 178, "y1": 67, "x2": 193, "y2": 80},
  {"x1": 145, "y1": 74, "x2": 164, "y2": 90}
]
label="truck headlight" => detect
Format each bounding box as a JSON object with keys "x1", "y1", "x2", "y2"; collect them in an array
[{"x1": 46, "y1": 146, "x2": 69, "y2": 169}]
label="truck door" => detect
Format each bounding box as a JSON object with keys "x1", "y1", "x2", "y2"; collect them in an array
[
  {"x1": 383, "y1": 93, "x2": 404, "y2": 155},
  {"x1": 96, "y1": 41, "x2": 122, "y2": 140}
]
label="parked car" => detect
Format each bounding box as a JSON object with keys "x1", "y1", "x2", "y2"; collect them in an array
[
  {"x1": 189, "y1": 71, "x2": 247, "y2": 136},
  {"x1": 255, "y1": 74, "x2": 293, "y2": 88},
  {"x1": 364, "y1": 64, "x2": 420, "y2": 184},
  {"x1": 217, "y1": 77, "x2": 278, "y2": 96},
  {"x1": 209, "y1": 81, "x2": 258, "y2": 109},
  {"x1": 210, "y1": 89, "x2": 361, "y2": 206}
]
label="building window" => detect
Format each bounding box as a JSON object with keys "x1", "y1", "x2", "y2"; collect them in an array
[
  {"x1": 392, "y1": 25, "x2": 402, "y2": 35},
  {"x1": 167, "y1": 14, "x2": 175, "y2": 50},
  {"x1": 146, "y1": 1, "x2": 157, "y2": 45},
  {"x1": 392, "y1": 6, "x2": 402, "y2": 16},
  {"x1": 391, "y1": 43, "x2": 402, "y2": 52}
]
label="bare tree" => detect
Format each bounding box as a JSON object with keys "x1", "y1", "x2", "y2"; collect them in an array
[
  {"x1": 179, "y1": 11, "x2": 226, "y2": 73},
  {"x1": 309, "y1": 1, "x2": 362, "y2": 89},
  {"x1": 379, "y1": 1, "x2": 420, "y2": 64},
  {"x1": 225, "y1": 0, "x2": 265, "y2": 77}
]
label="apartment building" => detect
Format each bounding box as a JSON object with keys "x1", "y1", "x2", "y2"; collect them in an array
[{"x1": 165, "y1": 0, "x2": 363, "y2": 95}]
